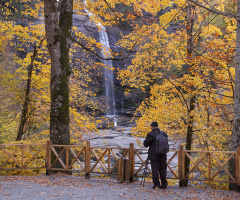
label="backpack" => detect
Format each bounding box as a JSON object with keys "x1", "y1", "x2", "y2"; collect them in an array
[{"x1": 154, "y1": 130, "x2": 169, "y2": 154}]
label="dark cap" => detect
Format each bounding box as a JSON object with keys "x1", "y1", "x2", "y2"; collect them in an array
[{"x1": 151, "y1": 122, "x2": 158, "y2": 127}]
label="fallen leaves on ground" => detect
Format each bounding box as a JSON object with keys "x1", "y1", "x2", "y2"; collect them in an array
[{"x1": 0, "y1": 175, "x2": 240, "y2": 200}]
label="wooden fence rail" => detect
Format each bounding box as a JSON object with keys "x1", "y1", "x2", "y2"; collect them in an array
[
  {"x1": 1, "y1": 140, "x2": 240, "y2": 189},
  {"x1": 0, "y1": 143, "x2": 46, "y2": 170}
]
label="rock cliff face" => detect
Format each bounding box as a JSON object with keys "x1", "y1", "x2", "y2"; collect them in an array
[
  {"x1": 72, "y1": 13, "x2": 141, "y2": 116},
  {"x1": 106, "y1": 25, "x2": 137, "y2": 115},
  {"x1": 71, "y1": 6, "x2": 183, "y2": 116}
]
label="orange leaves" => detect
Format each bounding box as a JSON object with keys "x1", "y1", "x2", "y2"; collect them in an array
[{"x1": 213, "y1": 32, "x2": 219, "y2": 38}]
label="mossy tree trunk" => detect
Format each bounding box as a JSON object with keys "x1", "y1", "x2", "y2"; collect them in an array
[{"x1": 44, "y1": 0, "x2": 73, "y2": 172}]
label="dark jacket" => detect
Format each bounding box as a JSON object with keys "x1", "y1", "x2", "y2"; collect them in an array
[{"x1": 143, "y1": 128, "x2": 168, "y2": 160}]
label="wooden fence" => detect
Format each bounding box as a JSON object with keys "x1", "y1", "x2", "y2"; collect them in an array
[{"x1": 1, "y1": 140, "x2": 240, "y2": 189}]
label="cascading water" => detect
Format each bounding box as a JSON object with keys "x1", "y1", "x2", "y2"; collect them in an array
[
  {"x1": 100, "y1": 28, "x2": 116, "y2": 116},
  {"x1": 84, "y1": 1, "x2": 116, "y2": 117}
]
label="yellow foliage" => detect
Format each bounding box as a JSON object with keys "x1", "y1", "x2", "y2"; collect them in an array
[
  {"x1": 0, "y1": 0, "x2": 237, "y2": 186},
  {"x1": 118, "y1": 0, "x2": 235, "y2": 154},
  {"x1": 0, "y1": 1, "x2": 103, "y2": 143}
]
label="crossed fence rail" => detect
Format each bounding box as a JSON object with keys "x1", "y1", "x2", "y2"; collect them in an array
[{"x1": 1, "y1": 140, "x2": 240, "y2": 189}]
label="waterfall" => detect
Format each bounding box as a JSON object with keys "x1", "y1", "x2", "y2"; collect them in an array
[
  {"x1": 84, "y1": 1, "x2": 116, "y2": 117},
  {"x1": 99, "y1": 27, "x2": 116, "y2": 116}
]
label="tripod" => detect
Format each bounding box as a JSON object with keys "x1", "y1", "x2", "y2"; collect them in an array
[{"x1": 141, "y1": 160, "x2": 149, "y2": 187}]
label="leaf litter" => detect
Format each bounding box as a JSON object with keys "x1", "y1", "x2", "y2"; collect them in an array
[{"x1": 0, "y1": 175, "x2": 240, "y2": 200}]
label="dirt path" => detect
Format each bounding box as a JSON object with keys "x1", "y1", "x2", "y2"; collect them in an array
[{"x1": 1, "y1": 175, "x2": 240, "y2": 200}]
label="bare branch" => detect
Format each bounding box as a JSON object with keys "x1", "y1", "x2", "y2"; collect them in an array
[
  {"x1": 71, "y1": 35, "x2": 140, "y2": 61},
  {"x1": 188, "y1": 0, "x2": 237, "y2": 20},
  {"x1": 71, "y1": 36, "x2": 124, "y2": 60}
]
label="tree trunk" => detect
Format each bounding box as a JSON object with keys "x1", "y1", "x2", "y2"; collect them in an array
[
  {"x1": 184, "y1": 95, "x2": 196, "y2": 186},
  {"x1": 183, "y1": 2, "x2": 196, "y2": 187},
  {"x1": 44, "y1": 0, "x2": 73, "y2": 172},
  {"x1": 17, "y1": 45, "x2": 38, "y2": 141},
  {"x1": 229, "y1": 0, "x2": 240, "y2": 191}
]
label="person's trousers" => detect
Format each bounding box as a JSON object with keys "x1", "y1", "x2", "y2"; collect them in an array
[{"x1": 150, "y1": 154, "x2": 168, "y2": 187}]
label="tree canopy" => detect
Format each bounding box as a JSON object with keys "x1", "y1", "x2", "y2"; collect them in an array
[{"x1": 0, "y1": 0, "x2": 238, "y2": 154}]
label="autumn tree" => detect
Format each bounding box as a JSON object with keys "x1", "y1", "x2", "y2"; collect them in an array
[
  {"x1": 0, "y1": 0, "x2": 47, "y2": 141},
  {"x1": 232, "y1": 3, "x2": 240, "y2": 190},
  {"x1": 117, "y1": 0, "x2": 235, "y2": 188},
  {"x1": 185, "y1": 0, "x2": 239, "y2": 190},
  {"x1": 0, "y1": 0, "x2": 99, "y2": 145},
  {"x1": 16, "y1": 39, "x2": 45, "y2": 141}
]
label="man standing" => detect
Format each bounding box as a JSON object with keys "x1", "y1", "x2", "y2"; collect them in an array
[{"x1": 143, "y1": 122, "x2": 168, "y2": 189}]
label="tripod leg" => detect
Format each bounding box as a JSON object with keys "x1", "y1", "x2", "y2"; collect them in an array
[
  {"x1": 141, "y1": 161, "x2": 149, "y2": 187},
  {"x1": 142, "y1": 167, "x2": 147, "y2": 187}
]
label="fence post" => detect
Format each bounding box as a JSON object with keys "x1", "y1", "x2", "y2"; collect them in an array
[
  {"x1": 66, "y1": 146, "x2": 69, "y2": 171},
  {"x1": 45, "y1": 140, "x2": 51, "y2": 175},
  {"x1": 85, "y1": 141, "x2": 91, "y2": 178},
  {"x1": 178, "y1": 145, "x2": 184, "y2": 187},
  {"x1": 237, "y1": 147, "x2": 240, "y2": 192},
  {"x1": 129, "y1": 143, "x2": 135, "y2": 182},
  {"x1": 208, "y1": 152, "x2": 211, "y2": 181},
  {"x1": 22, "y1": 145, "x2": 24, "y2": 168}
]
